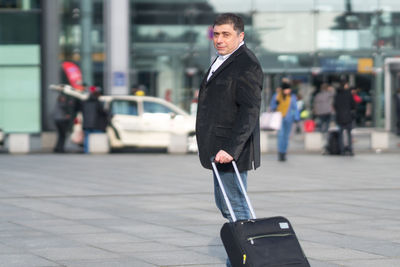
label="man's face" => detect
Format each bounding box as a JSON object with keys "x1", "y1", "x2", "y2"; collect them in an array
[{"x1": 213, "y1": 23, "x2": 244, "y2": 56}]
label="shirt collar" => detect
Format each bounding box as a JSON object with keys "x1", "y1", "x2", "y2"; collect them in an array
[{"x1": 217, "y1": 41, "x2": 244, "y2": 60}]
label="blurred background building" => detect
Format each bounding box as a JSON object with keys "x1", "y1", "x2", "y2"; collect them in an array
[{"x1": 1, "y1": 0, "x2": 400, "y2": 136}]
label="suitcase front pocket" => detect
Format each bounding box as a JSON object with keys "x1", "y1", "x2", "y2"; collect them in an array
[
  {"x1": 245, "y1": 233, "x2": 307, "y2": 266},
  {"x1": 247, "y1": 233, "x2": 292, "y2": 245}
]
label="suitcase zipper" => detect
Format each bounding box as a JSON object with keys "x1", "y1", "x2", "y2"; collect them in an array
[{"x1": 247, "y1": 233, "x2": 292, "y2": 245}]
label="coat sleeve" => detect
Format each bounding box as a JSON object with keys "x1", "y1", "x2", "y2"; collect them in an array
[{"x1": 223, "y1": 64, "x2": 262, "y2": 160}]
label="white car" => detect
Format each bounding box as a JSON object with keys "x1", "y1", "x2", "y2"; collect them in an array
[
  {"x1": 50, "y1": 84, "x2": 197, "y2": 153},
  {"x1": 102, "y1": 95, "x2": 197, "y2": 152}
]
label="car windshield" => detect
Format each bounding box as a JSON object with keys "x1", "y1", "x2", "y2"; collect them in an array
[
  {"x1": 143, "y1": 101, "x2": 175, "y2": 114},
  {"x1": 111, "y1": 100, "x2": 138, "y2": 116}
]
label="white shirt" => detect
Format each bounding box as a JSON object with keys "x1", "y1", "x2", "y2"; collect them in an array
[{"x1": 207, "y1": 41, "x2": 244, "y2": 81}]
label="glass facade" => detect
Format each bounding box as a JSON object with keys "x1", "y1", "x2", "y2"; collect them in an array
[
  {"x1": 59, "y1": 0, "x2": 104, "y2": 87},
  {"x1": 131, "y1": 1, "x2": 225, "y2": 110},
  {"x1": 127, "y1": 0, "x2": 400, "y2": 127},
  {"x1": 3, "y1": 0, "x2": 400, "y2": 134},
  {"x1": 0, "y1": 0, "x2": 41, "y2": 133}
]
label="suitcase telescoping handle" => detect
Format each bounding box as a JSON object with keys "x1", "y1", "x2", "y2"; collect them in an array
[{"x1": 211, "y1": 157, "x2": 256, "y2": 222}]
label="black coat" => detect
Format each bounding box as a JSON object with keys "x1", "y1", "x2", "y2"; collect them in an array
[
  {"x1": 334, "y1": 88, "x2": 355, "y2": 125},
  {"x1": 82, "y1": 95, "x2": 108, "y2": 131},
  {"x1": 195, "y1": 45, "x2": 263, "y2": 172}
]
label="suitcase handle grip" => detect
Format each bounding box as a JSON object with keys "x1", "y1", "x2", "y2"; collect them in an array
[{"x1": 211, "y1": 157, "x2": 256, "y2": 222}]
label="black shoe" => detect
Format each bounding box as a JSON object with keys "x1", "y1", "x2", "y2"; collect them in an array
[{"x1": 278, "y1": 153, "x2": 286, "y2": 162}]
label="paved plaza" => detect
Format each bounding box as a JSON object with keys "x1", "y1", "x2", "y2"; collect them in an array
[{"x1": 0, "y1": 152, "x2": 400, "y2": 267}]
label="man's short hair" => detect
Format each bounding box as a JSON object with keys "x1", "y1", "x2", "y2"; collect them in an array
[{"x1": 213, "y1": 13, "x2": 244, "y2": 34}]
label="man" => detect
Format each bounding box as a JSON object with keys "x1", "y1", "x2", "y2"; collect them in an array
[
  {"x1": 313, "y1": 83, "x2": 334, "y2": 134},
  {"x1": 195, "y1": 13, "x2": 263, "y2": 267},
  {"x1": 53, "y1": 91, "x2": 78, "y2": 153},
  {"x1": 334, "y1": 80, "x2": 356, "y2": 156},
  {"x1": 82, "y1": 86, "x2": 108, "y2": 153}
]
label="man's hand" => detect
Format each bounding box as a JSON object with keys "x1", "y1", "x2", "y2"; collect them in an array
[{"x1": 215, "y1": 150, "x2": 233, "y2": 164}]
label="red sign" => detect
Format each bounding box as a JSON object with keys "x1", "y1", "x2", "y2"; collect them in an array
[{"x1": 62, "y1": 61, "x2": 84, "y2": 91}]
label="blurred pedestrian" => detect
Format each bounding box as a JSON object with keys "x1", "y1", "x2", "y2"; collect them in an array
[
  {"x1": 136, "y1": 84, "x2": 147, "y2": 96},
  {"x1": 295, "y1": 92, "x2": 304, "y2": 134},
  {"x1": 269, "y1": 82, "x2": 300, "y2": 161},
  {"x1": 195, "y1": 13, "x2": 263, "y2": 267},
  {"x1": 351, "y1": 87, "x2": 363, "y2": 127},
  {"x1": 53, "y1": 91, "x2": 78, "y2": 153},
  {"x1": 356, "y1": 88, "x2": 371, "y2": 127},
  {"x1": 351, "y1": 87, "x2": 362, "y2": 104},
  {"x1": 82, "y1": 86, "x2": 108, "y2": 153},
  {"x1": 334, "y1": 80, "x2": 356, "y2": 156},
  {"x1": 313, "y1": 83, "x2": 334, "y2": 134}
]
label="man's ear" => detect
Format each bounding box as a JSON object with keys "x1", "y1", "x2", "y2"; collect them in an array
[{"x1": 239, "y1": 32, "x2": 245, "y2": 42}]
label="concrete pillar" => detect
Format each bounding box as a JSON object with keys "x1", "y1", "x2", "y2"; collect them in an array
[
  {"x1": 41, "y1": 132, "x2": 57, "y2": 152},
  {"x1": 371, "y1": 131, "x2": 389, "y2": 150},
  {"x1": 305, "y1": 132, "x2": 323, "y2": 151},
  {"x1": 42, "y1": 0, "x2": 60, "y2": 131},
  {"x1": 81, "y1": 0, "x2": 93, "y2": 86},
  {"x1": 374, "y1": 53, "x2": 384, "y2": 128},
  {"x1": 9, "y1": 134, "x2": 30, "y2": 154},
  {"x1": 88, "y1": 133, "x2": 110, "y2": 154},
  {"x1": 104, "y1": 0, "x2": 130, "y2": 95}
]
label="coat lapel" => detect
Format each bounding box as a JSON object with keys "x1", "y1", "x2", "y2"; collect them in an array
[{"x1": 200, "y1": 56, "x2": 218, "y2": 89}]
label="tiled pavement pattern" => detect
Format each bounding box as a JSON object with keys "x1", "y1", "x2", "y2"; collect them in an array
[{"x1": 0, "y1": 152, "x2": 399, "y2": 267}]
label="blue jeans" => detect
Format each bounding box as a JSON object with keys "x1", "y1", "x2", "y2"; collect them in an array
[
  {"x1": 84, "y1": 129, "x2": 103, "y2": 153},
  {"x1": 213, "y1": 170, "x2": 250, "y2": 267},
  {"x1": 278, "y1": 119, "x2": 293, "y2": 153}
]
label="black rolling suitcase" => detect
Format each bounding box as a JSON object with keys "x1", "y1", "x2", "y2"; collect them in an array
[
  {"x1": 326, "y1": 130, "x2": 341, "y2": 155},
  {"x1": 211, "y1": 160, "x2": 310, "y2": 267}
]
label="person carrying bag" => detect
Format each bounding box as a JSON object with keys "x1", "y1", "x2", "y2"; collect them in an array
[{"x1": 269, "y1": 82, "x2": 300, "y2": 161}]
